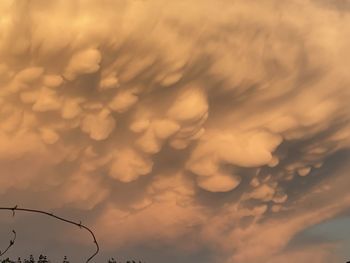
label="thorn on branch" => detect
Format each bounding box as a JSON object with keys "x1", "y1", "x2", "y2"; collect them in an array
[{"x1": 11, "y1": 205, "x2": 18, "y2": 217}]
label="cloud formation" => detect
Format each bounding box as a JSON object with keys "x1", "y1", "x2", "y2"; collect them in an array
[{"x1": 0, "y1": 0, "x2": 349, "y2": 262}]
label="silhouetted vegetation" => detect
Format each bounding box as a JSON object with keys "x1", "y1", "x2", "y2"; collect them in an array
[
  {"x1": 0, "y1": 206, "x2": 146, "y2": 263},
  {"x1": 0, "y1": 255, "x2": 144, "y2": 263},
  {"x1": 0, "y1": 206, "x2": 98, "y2": 263}
]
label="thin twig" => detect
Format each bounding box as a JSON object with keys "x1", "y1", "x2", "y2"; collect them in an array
[
  {"x1": 0, "y1": 230, "x2": 16, "y2": 257},
  {"x1": 0, "y1": 206, "x2": 99, "y2": 263}
]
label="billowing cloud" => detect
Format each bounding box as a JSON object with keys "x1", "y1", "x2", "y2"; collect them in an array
[{"x1": 0, "y1": 0, "x2": 349, "y2": 262}]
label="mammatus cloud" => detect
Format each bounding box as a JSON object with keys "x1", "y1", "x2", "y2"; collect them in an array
[{"x1": 0, "y1": 0, "x2": 349, "y2": 262}]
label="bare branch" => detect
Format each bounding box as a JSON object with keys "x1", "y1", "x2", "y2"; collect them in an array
[
  {"x1": 0, "y1": 229, "x2": 16, "y2": 257},
  {"x1": 0, "y1": 206, "x2": 99, "y2": 263}
]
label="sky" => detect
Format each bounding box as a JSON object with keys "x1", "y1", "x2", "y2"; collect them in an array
[{"x1": 0, "y1": 0, "x2": 349, "y2": 262}]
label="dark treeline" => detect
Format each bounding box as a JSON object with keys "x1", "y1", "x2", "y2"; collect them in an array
[{"x1": 0, "y1": 255, "x2": 144, "y2": 263}]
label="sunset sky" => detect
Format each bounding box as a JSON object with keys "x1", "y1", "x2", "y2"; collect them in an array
[{"x1": 0, "y1": 0, "x2": 350, "y2": 262}]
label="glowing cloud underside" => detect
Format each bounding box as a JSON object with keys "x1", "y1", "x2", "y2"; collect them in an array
[{"x1": 0, "y1": 0, "x2": 349, "y2": 262}]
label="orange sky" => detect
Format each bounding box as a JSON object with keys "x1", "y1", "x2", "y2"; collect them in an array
[{"x1": 0, "y1": 0, "x2": 349, "y2": 262}]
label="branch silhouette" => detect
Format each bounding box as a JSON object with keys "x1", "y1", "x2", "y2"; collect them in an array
[
  {"x1": 0, "y1": 230, "x2": 16, "y2": 257},
  {"x1": 0, "y1": 206, "x2": 99, "y2": 263}
]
